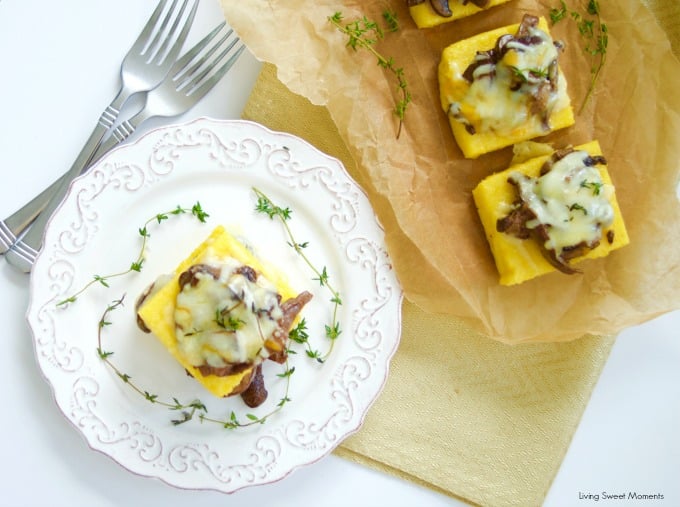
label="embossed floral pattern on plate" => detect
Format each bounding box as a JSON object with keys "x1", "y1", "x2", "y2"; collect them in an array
[{"x1": 27, "y1": 118, "x2": 402, "y2": 493}]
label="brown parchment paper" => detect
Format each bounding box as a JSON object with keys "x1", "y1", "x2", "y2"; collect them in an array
[{"x1": 222, "y1": 0, "x2": 680, "y2": 343}]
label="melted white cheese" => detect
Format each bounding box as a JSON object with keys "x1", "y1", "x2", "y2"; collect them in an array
[
  {"x1": 449, "y1": 24, "x2": 568, "y2": 135},
  {"x1": 509, "y1": 150, "x2": 614, "y2": 257},
  {"x1": 174, "y1": 257, "x2": 283, "y2": 369}
]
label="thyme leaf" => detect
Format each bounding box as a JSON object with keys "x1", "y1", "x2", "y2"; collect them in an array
[
  {"x1": 569, "y1": 202, "x2": 588, "y2": 215},
  {"x1": 215, "y1": 309, "x2": 245, "y2": 331},
  {"x1": 549, "y1": 0, "x2": 568, "y2": 24},
  {"x1": 509, "y1": 66, "x2": 549, "y2": 83},
  {"x1": 382, "y1": 9, "x2": 399, "y2": 32},
  {"x1": 580, "y1": 179, "x2": 603, "y2": 195}
]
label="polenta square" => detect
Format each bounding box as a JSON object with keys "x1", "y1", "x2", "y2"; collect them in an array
[
  {"x1": 472, "y1": 141, "x2": 629, "y2": 286},
  {"x1": 408, "y1": 0, "x2": 512, "y2": 29},
  {"x1": 438, "y1": 15, "x2": 575, "y2": 159},
  {"x1": 136, "y1": 225, "x2": 303, "y2": 398}
]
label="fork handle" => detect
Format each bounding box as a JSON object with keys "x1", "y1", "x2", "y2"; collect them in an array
[
  {"x1": 0, "y1": 93, "x2": 147, "y2": 269},
  {"x1": 80, "y1": 106, "x2": 150, "y2": 171},
  {"x1": 0, "y1": 178, "x2": 62, "y2": 255},
  {"x1": 91, "y1": 116, "x2": 139, "y2": 164},
  {"x1": 4, "y1": 119, "x2": 112, "y2": 272},
  {"x1": 0, "y1": 89, "x2": 137, "y2": 259}
]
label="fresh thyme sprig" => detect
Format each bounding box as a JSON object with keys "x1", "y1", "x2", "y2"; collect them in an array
[
  {"x1": 197, "y1": 360, "x2": 295, "y2": 429},
  {"x1": 96, "y1": 295, "x2": 295, "y2": 428},
  {"x1": 287, "y1": 317, "x2": 323, "y2": 362},
  {"x1": 252, "y1": 187, "x2": 342, "y2": 362},
  {"x1": 57, "y1": 202, "x2": 209, "y2": 307},
  {"x1": 328, "y1": 11, "x2": 411, "y2": 139},
  {"x1": 550, "y1": 0, "x2": 608, "y2": 112}
]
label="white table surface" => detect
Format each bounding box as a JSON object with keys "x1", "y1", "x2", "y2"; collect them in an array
[{"x1": 0, "y1": 1, "x2": 678, "y2": 506}]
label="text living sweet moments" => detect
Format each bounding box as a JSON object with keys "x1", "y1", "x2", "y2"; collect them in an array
[{"x1": 579, "y1": 491, "x2": 665, "y2": 502}]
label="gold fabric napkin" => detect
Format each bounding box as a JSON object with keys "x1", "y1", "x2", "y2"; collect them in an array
[{"x1": 237, "y1": 2, "x2": 679, "y2": 506}]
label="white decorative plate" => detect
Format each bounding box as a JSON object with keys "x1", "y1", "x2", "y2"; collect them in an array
[{"x1": 26, "y1": 118, "x2": 402, "y2": 492}]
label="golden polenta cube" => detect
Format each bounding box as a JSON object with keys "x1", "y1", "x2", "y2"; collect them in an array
[
  {"x1": 472, "y1": 140, "x2": 629, "y2": 286},
  {"x1": 438, "y1": 15, "x2": 575, "y2": 159},
  {"x1": 137, "y1": 225, "x2": 299, "y2": 398},
  {"x1": 408, "y1": 0, "x2": 512, "y2": 29}
]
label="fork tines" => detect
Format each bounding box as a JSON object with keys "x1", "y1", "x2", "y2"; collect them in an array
[
  {"x1": 172, "y1": 22, "x2": 246, "y2": 99},
  {"x1": 136, "y1": 0, "x2": 199, "y2": 66}
]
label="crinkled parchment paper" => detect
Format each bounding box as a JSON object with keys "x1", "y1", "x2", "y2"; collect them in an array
[{"x1": 222, "y1": 0, "x2": 680, "y2": 343}]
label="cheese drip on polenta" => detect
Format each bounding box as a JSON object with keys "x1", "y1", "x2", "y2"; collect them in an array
[
  {"x1": 175, "y1": 257, "x2": 284, "y2": 370},
  {"x1": 506, "y1": 149, "x2": 615, "y2": 270},
  {"x1": 446, "y1": 14, "x2": 568, "y2": 136}
]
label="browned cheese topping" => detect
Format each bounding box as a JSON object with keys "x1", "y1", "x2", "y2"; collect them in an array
[
  {"x1": 497, "y1": 147, "x2": 615, "y2": 274},
  {"x1": 446, "y1": 14, "x2": 567, "y2": 136}
]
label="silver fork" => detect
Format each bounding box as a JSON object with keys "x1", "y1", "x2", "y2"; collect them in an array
[
  {"x1": 95, "y1": 23, "x2": 245, "y2": 161},
  {"x1": 0, "y1": 0, "x2": 197, "y2": 256},
  {"x1": 5, "y1": 23, "x2": 245, "y2": 273}
]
